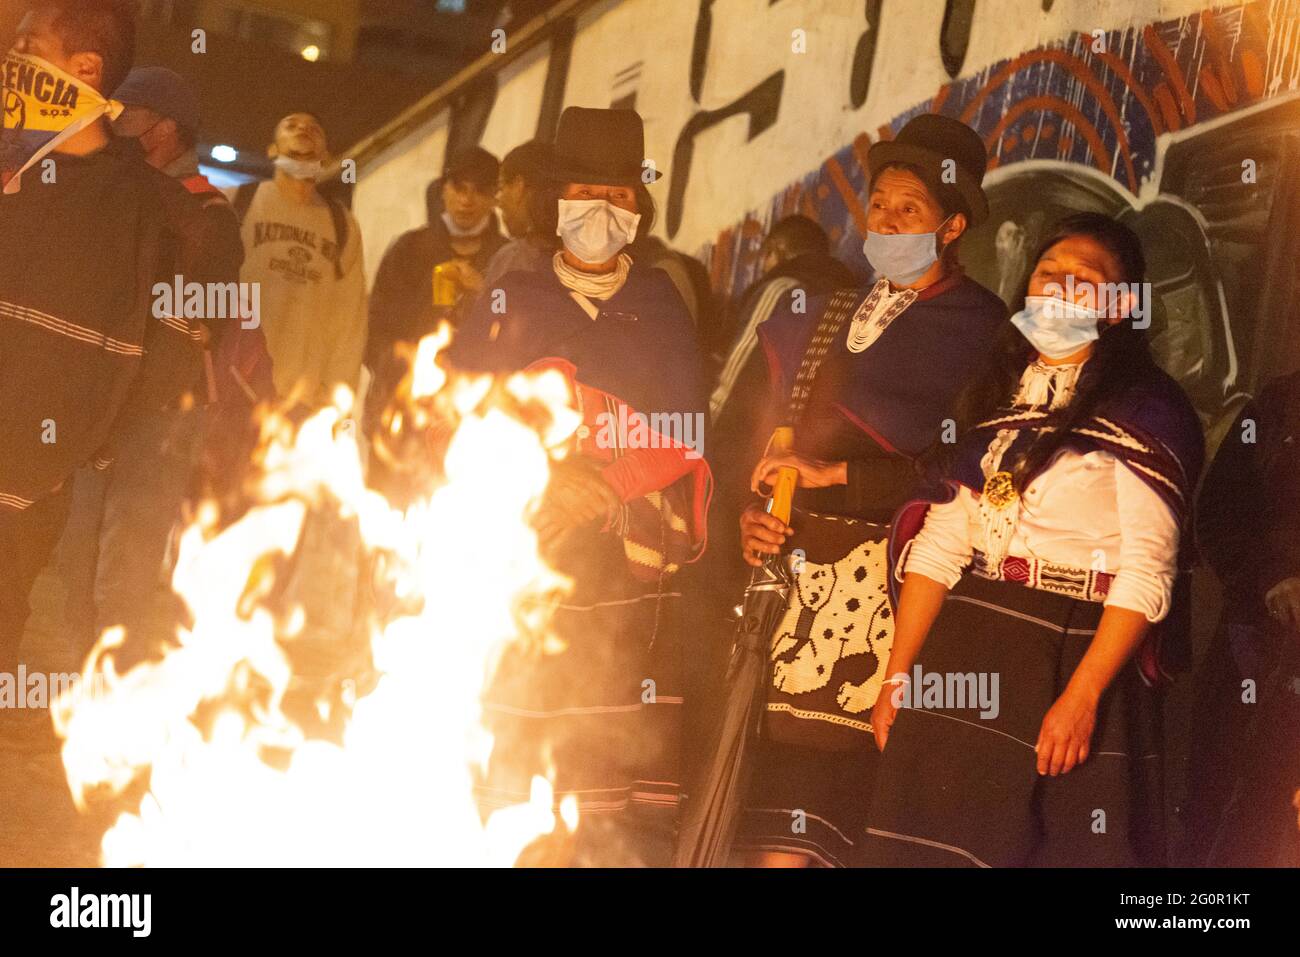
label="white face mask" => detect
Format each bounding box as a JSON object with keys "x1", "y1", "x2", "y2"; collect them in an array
[
  {"x1": 1010, "y1": 295, "x2": 1103, "y2": 359},
  {"x1": 556, "y1": 198, "x2": 640, "y2": 263},
  {"x1": 273, "y1": 155, "x2": 324, "y2": 181}
]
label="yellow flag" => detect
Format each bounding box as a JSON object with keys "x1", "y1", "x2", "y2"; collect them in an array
[{"x1": 1, "y1": 50, "x2": 124, "y2": 194}]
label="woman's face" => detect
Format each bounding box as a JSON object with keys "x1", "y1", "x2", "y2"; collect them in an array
[
  {"x1": 1028, "y1": 234, "x2": 1133, "y2": 323},
  {"x1": 866, "y1": 167, "x2": 946, "y2": 235},
  {"x1": 563, "y1": 182, "x2": 638, "y2": 214}
]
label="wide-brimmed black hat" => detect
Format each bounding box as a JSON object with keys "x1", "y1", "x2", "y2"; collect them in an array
[
  {"x1": 868, "y1": 114, "x2": 989, "y2": 226},
  {"x1": 551, "y1": 106, "x2": 660, "y2": 186}
]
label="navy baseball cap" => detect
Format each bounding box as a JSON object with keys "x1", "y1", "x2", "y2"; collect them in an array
[{"x1": 112, "y1": 67, "x2": 202, "y2": 137}]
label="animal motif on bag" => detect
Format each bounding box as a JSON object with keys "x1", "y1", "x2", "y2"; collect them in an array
[{"x1": 770, "y1": 539, "x2": 893, "y2": 714}]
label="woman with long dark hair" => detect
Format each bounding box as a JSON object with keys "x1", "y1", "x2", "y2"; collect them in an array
[
  {"x1": 865, "y1": 212, "x2": 1204, "y2": 866},
  {"x1": 449, "y1": 107, "x2": 710, "y2": 866}
]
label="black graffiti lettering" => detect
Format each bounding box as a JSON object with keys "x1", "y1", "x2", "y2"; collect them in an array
[
  {"x1": 534, "y1": 17, "x2": 574, "y2": 141},
  {"x1": 688, "y1": 0, "x2": 715, "y2": 103},
  {"x1": 667, "y1": 74, "x2": 783, "y2": 238},
  {"x1": 666, "y1": 1, "x2": 784, "y2": 238},
  {"x1": 850, "y1": 0, "x2": 884, "y2": 109},
  {"x1": 939, "y1": 0, "x2": 976, "y2": 79}
]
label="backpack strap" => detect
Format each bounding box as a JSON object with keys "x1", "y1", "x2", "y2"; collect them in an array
[
  {"x1": 325, "y1": 198, "x2": 349, "y2": 281},
  {"x1": 784, "y1": 287, "x2": 861, "y2": 427},
  {"x1": 232, "y1": 181, "x2": 258, "y2": 224}
]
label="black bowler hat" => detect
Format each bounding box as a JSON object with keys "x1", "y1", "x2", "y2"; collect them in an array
[
  {"x1": 551, "y1": 106, "x2": 660, "y2": 186},
  {"x1": 868, "y1": 114, "x2": 989, "y2": 226}
]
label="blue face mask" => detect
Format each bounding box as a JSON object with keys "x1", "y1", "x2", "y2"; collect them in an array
[
  {"x1": 1011, "y1": 295, "x2": 1103, "y2": 360},
  {"x1": 861, "y1": 216, "x2": 953, "y2": 286}
]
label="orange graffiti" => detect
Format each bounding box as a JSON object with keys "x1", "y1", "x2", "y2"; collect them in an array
[
  {"x1": 984, "y1": 95, "x2": 1122, "y2": 187},
  {"x1": 1143, "y1": 24, "x2": 1197, "y2": 125},
  {"x1": 823, "y1": 155, "x2": 869, "y2": 237},
  {"x1": 959, "y1": 48, "x2": 1139, "y2": 190},
  {"x1": 1093, "y1": 49, "x2": 1168, "y2": 135}
]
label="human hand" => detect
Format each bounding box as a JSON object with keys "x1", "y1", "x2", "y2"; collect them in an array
[
  {"x1": 750, "y1": 452, "x2": 846, "y2": 493},
  {"x1": 739, "y1": 502, "x2": 792, "y2": 567},
  {"x1": 1035, "y1": 688, "x2": 1098, "y2": 776}
]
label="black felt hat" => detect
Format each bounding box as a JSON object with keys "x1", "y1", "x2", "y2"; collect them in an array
[
  {"x1": 551, "y1": 106, "x2": 660, "y2": 185},
  {"x1": 868, "y1": 114, "x2": 990, "y2": 226}
]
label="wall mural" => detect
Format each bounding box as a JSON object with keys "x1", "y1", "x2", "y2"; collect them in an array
[
  {"x1": 356, "y1": 0, "x2": 1300, "y2": 446},
  {"x1": 699, "y1": 0, "x2": 1300, "y2": 444}
]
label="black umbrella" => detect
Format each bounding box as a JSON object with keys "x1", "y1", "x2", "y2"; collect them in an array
[{"x1": 676, "y1": 458, "x2": 798, "y2": 868}]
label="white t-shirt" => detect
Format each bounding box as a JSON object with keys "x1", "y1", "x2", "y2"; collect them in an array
[{"x1": 235, "y1": 180, "x2": 367, "y2": 405}]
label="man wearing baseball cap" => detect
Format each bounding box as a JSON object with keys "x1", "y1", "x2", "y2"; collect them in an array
[
  {"x1": 367, "y1": 146, "x2": 506, "y2": 383},
  {"x1": 58, "y1": 65, "x2": 247, "y2": 665},
  {"x1": 364, "y1": 145, "x2": 506, "y2": 499}
]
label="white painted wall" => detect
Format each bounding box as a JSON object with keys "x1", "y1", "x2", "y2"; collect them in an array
[{"x1": 352, "y1": 0, "x2": 1288, "y2": 286}]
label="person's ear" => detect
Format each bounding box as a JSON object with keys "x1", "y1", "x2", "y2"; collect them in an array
[
  {"x1": 152, "y1": 117, "x2": 177, "y2": 146},
  {"x1": 942, "y1": 212, "x2": 968, "y2": 244},
  {"x1": 67, "y1": 51, "x2": 103, "y2": 90}
]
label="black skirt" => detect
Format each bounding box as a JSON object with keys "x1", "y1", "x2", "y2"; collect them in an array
[
  {"x1": 476, "y1": 525, "x2": 684, "y2": 867},
  {"x1": 863, "y1": 575, "x2": 1165, "y2": 867},
  {"x1": 731, "y1": 508, "x2": 890, "y2": 868},
  {"x1": 733, "y1": 736, "x2": 880, "y2": 867}
]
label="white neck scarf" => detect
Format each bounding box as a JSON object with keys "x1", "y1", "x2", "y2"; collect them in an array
[
  {"x1": 1013, "y1": 359, "x2": 1085, "y2": 411},
  {"x1": 552, "y1": 251, "x2": 632, "y2": 302}
]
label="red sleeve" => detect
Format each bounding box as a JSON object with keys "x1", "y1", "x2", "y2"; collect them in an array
[{"x1": 600, "y1": 446, "x2": 696, "y2": 502}]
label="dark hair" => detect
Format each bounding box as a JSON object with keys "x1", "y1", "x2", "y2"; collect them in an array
[
  {"x1": 956, "y1": 212, "x2": 1158, "y2": 491},
  {"x1": 32, "y1": 0, "x2": 137, "y2": 95},
  {"x1": 764, "y1": 214, "x2": 829, "y2": 259},
  {"x1": 500, "y1": 140, "x2": 553, "y2": 188},
  {"x1": 529, "y1": 179, "x2": 657, "y2": 253},
  {"x1": 869, "y1": 160, "x2": 969, "y2": 222},
  {"x1": 443, "y1": 146, "x2": 499, "y2": 192}
]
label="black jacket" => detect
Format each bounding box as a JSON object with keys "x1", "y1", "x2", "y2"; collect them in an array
[{"x1": 0, "y1": 140, "x2": 211, "y2": 508}]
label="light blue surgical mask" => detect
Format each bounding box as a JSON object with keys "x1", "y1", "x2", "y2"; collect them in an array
[
  {"x1": 861, "y1": 216, "x2": 952, "y2": 286},
  {"x1": 1011, "y1": 295, "x2": 1103, "y2": 359}
]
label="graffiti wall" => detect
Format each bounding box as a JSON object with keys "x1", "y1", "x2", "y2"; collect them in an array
[{"x1": 353, "y1": 0, "x2": 1300, "y2": 438}]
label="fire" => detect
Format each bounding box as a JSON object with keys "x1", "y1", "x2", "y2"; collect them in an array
[{"x1": 52, "y1": 331, "x2": 582, "y2": 866}]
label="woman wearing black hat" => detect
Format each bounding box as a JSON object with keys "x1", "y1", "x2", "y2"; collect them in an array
[
  {"x1": 450, "y1": 107, "x2": 711, "y2": 866},
  {"x1": 731, "y1": 114, "x2": 1007, "y2": 867}
]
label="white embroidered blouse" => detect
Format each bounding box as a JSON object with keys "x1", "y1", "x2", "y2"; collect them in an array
[{"x1": 901, "y1": 360, "x2": 1181, "y2": 622}]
